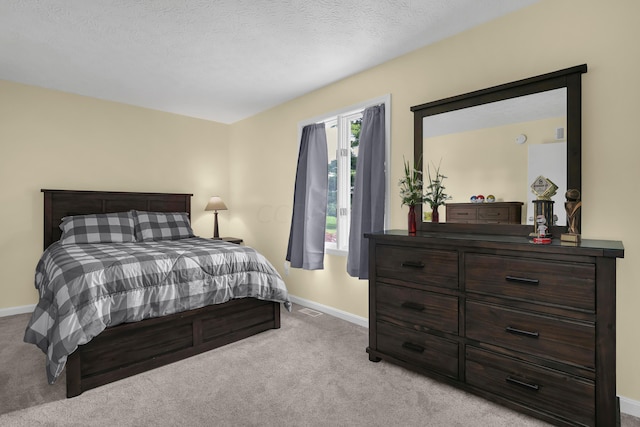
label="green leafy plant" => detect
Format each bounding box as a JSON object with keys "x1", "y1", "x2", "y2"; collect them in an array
[
  {"x1": 424, "y1": 160, "x2": 452, "y2": 208},
  {"x1": 398, "y1": 157, "x2": 424, "y2": 207}
]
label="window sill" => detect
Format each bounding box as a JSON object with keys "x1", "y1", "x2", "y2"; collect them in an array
[{"x1": 325, "y1": 248, "x2": 348, "y2": 257}]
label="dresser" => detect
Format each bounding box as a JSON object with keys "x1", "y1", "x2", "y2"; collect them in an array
[
  {"x1": 445, "y1": 202, "x2": 523, "y2": 224},
  {"x1": 366, "y1": 230, "x2": 624, "y2": 427}
]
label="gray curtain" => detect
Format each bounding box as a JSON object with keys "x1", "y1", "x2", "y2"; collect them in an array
[
  {"x1": 286, "y1": 123, "x2": 328, "y2": 270},
  {"x1": 347, "y1": 104, "x2": 386, "y2": 279}
]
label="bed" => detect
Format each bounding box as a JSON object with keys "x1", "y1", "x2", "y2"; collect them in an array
[{"x1": 24, "y1": 189, "x2": 290, "y2": 397}]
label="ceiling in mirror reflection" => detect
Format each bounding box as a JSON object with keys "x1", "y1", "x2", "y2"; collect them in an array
[{"x1": 423, "y1": 88, "x2": 566, "y2": 138}]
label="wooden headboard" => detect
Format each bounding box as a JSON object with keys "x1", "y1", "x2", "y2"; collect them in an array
[{"x1": 42, "y1": 189, "x2": 193, "y2": 250}]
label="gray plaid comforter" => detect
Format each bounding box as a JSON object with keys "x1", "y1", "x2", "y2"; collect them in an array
[{"x1": 24, "y1": 237, "x2": 291, "y2": 383}]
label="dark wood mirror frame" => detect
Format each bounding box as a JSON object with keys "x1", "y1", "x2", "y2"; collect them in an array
[{"x1": 411, "y1": 64, "x2": 587, "y2": 236}]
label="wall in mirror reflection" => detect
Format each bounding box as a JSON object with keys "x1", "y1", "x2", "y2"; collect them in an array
[{"x1": 423, "y1": 116, "x2": 567, "y2": 225}]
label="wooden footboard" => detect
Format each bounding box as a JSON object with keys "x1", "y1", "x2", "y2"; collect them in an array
[{"x1": 66, "y1": 298, "x2": 281, "y2": 397}]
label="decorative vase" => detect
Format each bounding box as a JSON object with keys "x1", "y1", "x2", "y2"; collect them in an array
[
  {"x1": 408, "y1": 205, "x2": 417, "y2": 234},
  {"x1": 431, "y1": 206, "x2": 439, "y2": 223}
]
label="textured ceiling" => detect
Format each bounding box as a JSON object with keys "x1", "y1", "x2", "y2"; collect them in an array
[{"x1": 0, "y1": 0, "x2": 538, "y2": 124}]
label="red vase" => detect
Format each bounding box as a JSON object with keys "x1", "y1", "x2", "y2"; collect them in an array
[
  {"x1": 432, "y1": 206, "x2": 439, "y2": 223},
  {"x1": 408, "y1": 205, "x2": 417, "y2": 234}
]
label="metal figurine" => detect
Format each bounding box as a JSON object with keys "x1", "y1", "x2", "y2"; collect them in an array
[{"x1": 561, "y1": 189, "x2": 582, "y2": 243}]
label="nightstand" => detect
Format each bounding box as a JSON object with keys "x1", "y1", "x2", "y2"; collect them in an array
[{"x1": 216, "y1": 237, "x2": 243, "y2": 245}]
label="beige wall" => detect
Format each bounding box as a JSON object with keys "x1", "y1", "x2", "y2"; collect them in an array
[
  {"x1": 229, "y1": 0, "x2": 640, "y2": 401},
  {"x1": 0, "y1": 80, "x2": 230, "y2": 308},
  {"x1": 425, "y1": 116, "x2": 565, "y2": 207}
]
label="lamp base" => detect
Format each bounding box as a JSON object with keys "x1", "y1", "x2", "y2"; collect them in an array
[{"x1": 213, "y1": 211, "x2": 220, "y2": 239}]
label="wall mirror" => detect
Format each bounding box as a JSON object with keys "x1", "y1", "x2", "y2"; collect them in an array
[{"x1": 411, "y1": 64, "x2": 587, "y2": 235}]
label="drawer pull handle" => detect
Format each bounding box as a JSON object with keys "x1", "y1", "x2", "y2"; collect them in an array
[
  {"x1": 505, "y1": 276, "x2": 539, "y2": 285},
  {"x1": 402, "y1": 342, "x2": 425, "y2": 353},
  {"x1": 401, "y1": 302, "x2": 425, "y2": 312},
  {"x1": 506, "y1": 376, "x2": 540, "y2": 391},
  {"x1": 505, "y1": 326, "x2": 539, "y2": 338},
  {"x1": 401, "y1": 261, "x2": 425, "y2": 269}
]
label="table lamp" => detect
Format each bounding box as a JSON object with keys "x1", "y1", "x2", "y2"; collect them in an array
[{"x1": 205, "y1": 196, "x2": 228, "y2": 239}]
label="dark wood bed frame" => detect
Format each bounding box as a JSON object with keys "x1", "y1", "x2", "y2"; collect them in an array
[{"x1": 41, "y1": 189, "x2": 281, "y2": 398}]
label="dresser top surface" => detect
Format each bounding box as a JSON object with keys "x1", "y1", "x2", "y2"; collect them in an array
[{"x1": 366, "y1": 229, "x2": 624, "y2": 259}]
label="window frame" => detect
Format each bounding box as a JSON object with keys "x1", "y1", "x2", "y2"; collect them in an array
[
  {"x1": 327, "y1": 111, "x2": 362, "y2": 253},
  {"x1": 297, "y1": 94, "x2": 391, "y2": 256}
]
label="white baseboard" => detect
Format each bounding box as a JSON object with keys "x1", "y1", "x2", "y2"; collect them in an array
[
  {"x1": 288, "y1": 295, "x2": 368, "y2": 328},
  {"x1": 620, "y1": 395, "x2": 640, "y2": 418},
  {"x1": 0, "y1": 304, "x2": 35, "y2": 317}
]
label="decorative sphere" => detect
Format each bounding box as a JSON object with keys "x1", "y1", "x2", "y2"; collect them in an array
[
  {"x1": 486, "y1": 195, "x2": 495, "y2": 203},
  {"x1": 477, "y1": 195, "x2": 485, "y2": 203},
  {"x1": 565, "y1": 189, "x2": 581, "y2": 201},
  {"x1": 470, "y1": 195, "x2": 477, "y2": 203}
]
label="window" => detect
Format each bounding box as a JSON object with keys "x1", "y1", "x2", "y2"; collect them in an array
[{"x1": 299, "y1": 95, "x2": 390, "y2": 255}]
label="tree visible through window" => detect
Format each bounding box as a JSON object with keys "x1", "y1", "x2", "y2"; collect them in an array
[{"x1": 325, "y1": 112, "x2": 362, "y2": 252}]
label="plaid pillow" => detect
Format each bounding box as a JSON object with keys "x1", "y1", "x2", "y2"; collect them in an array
[
  {"x1": 59, "y1": 212, "x2": 136, "y2": 245},
  {"x1": 132, "y1": 210, "x2": 194, "y2": 241}
]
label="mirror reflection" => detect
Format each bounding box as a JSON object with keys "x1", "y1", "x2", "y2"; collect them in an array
[{"x1": 422, "y1": 88, "x2": 567, "y2": 226}]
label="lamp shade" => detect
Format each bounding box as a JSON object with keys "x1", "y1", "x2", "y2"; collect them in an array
[{"x1": 205, "y1": 196, "x2": 228, "y2": 211}]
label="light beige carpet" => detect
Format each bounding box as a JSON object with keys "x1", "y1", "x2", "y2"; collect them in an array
[{"x1": 1, "y1": 304, "x2": 639, "y2": 427}]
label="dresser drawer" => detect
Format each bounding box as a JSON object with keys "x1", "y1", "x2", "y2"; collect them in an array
[
  {"x1": 446, "y1": 206, "x2": 476, "y2": 223},
  {"x1": 376, "y1": 283, "x2": 458, "y2": 334},
  {"x1": 466, "y1": 347, "x2": 595, "y2": 426},
  {"x1": 376, "y1": 245, "x2": 458, "y2": 289},
  {"x1": 377, "y1": 321, "x2": 459, "y2": 379},
  {"x1": 445, "y1": 202, "x2": 522, "y2": 224},
  {"x1": 477, "y1": 206, "x2": 509, "y2": 223},
  {"x1": 466, "y1": 253, "x2": 595, "y2": 311},
  {"x1": 466, "y1": 301, "x2": 595, "y2": 368}
]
